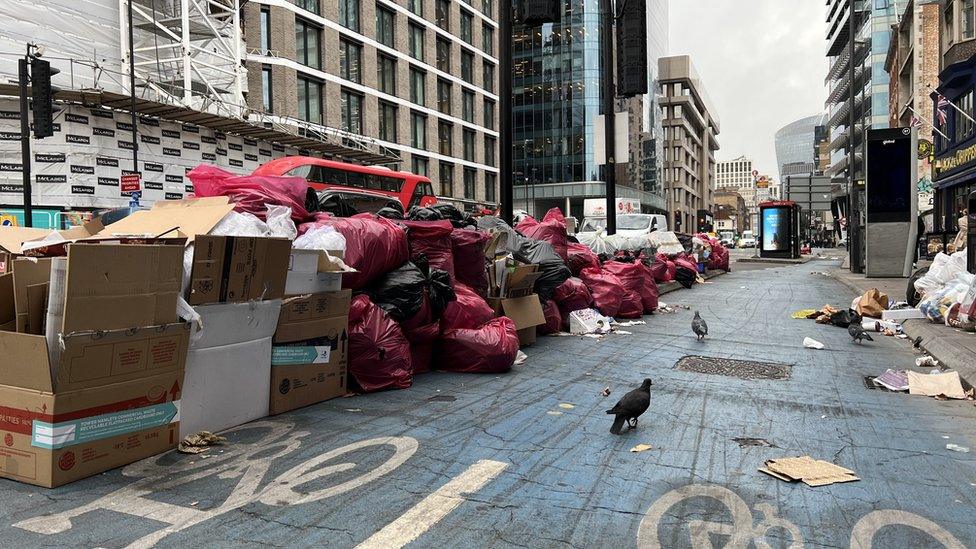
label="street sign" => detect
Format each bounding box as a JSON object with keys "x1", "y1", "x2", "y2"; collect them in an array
[{"x1": 120, "y1": 173, "x2": 141, "y2": 194}]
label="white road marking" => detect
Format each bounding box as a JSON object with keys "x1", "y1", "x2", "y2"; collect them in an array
[
  {"x1": 850, "y1": 510, "x2": 966, "y2": 549},
  {"x1": 356, "y1": 459, "x2": 508, "y2": 549}
]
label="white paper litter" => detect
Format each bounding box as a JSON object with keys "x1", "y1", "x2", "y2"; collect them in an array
[
  {"x1": 803, "y1": 337, "x2": 825, "y2": 350},
  {"x1": 514, "y1": 350, "x2": 528, "y2": 365}
]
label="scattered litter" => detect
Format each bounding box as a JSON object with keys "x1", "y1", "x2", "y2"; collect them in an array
[
  {"x1": 657, "y1": 303, "x2": 690, "y2": 314},
  {"x1": 178, "y1": 431, "x2": 227, "y2": 454},
  {"x1": 821, "y1": 415, "x2": 827, "y2": 419},
  {"x1": 558, "y1": 403, "x2": 575, "y2": 409},
  {"x1": 614, "y1": 330, "x2": 633, "y2": 335},
  {"x1": 791, "y1": 309, "x2": 818, "y2": 319},
  {"x1": 630, "y1": 444, "x2": 654, "y2": 453},
  {"x1": 568, "y1": 309, "x2": 613, "y2": 335},
  {"x1": 803, "y1": 337, "x2": 825, "y2": 350},
  {"x1": 601, "y1": 386, "x2": 612, "y2": 397},
  {"x1": 908, "y1": 370, "x2": 967, "y2": 399},
  {"x1": 947, "y1": 444, "x2": 970, "y2": 453},
  {"x1": 896, "y1": 334, "x2": 909, "y2": 339},
  {"x1": 915, "y1": 356, "x2": 940, "y2": 368},
  {"x1": 810, "y1": 271, "x2": 832, "y2": 277},
  {"x1": 733, "y1": 437, "x2": 775, "y2": 448},
  {"x1": 546, "y1": 411, "x2": 563, "y2": 416},
  {"x1": 872, "y1": 370, "x2": 909, "y2": 392},
  {"x1": 190, "y1": 501, "x2": 199, "y2": 507},
  {"x1": 759, "y1": 456, "x2": 859, "y2": 487},
  {"x1": 942, "y1": 435, "x2": 951, "y2": 439},
  {"x1": 514, "y1": 350, "x2": 528, "y2": 365},
  {"x1": 614, "y1": 320, "x2": 646, "y2": 327},
  {"x1": 345, "y1": 408, "x2": 363, "y2": 413}
]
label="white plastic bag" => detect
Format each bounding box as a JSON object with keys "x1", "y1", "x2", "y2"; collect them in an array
[
  {"x1": 578, "y1": 229, "x2": 617, "y2": 255},
  {"x1": 210, "y1": 210, "x2": 269, "y2": 237},
  {"x1": 293, "y1": 224, "x2": 347, "y2": 252},
  {"x1": 265, "y1": 204, "x2": 297, "y2": 240}
]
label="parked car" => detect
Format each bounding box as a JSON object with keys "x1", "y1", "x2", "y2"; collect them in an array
[
  {"x1": 316, "y1": 189, "x2": 404, "y2": 217},
  {"x1": 738, "y1": 230, "x2": 756, "y2": 249}
]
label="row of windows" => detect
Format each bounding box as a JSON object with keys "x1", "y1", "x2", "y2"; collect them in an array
[
  {"x1": 433, "y1": 162, "x2": 496, "y2": 202},
  {"x1": 345, "y1": 0, "x2": 495, "y2": 54}
]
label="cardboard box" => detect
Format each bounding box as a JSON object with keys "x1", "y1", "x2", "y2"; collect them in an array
[
  {"x1": 188, "y1": 235, "x2": 291, "y2": 305},
  {"x1": 284, "y1": 249, "x2": 348, "y2": 295},
  {"x1": 180, "y1": 300, "x2": 282, "y2": 435},
  {"x1": 100, "y1": 196, "x2": 234, "y2": 243},
  {"x1": 271, "y1": 316, "x2": 349, "y2": 415},
  {"x1": 10, "y1": 258, "x2": 52, "y2": 333},
  {"x1": 487, "y1": 294, "x2": 546, "y2": 347},
  {"x1": 0, "y1": 323, "x2": 189, "y2": 488},
  {"x1": 0, "y1": 272, "x2": 13, "y2": 331}
]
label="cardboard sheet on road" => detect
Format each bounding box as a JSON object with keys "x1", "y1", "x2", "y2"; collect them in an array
[
  {"x1": 907, "y1": 371, "x2": 967, "y2": 399},
  {"x1": 760, "y1": 456, "x2": 859, "y2": 487}
]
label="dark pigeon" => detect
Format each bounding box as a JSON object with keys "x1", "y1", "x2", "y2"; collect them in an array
[
  {"x1": 849, "y1": 316, "x2": 874, "y2": 344},
  {"x1": 606, "y1": 378, "x2": 652, "y2": 435},
  {"x1": 692, "y1": 311, "x2": 708, "y2": 341}
]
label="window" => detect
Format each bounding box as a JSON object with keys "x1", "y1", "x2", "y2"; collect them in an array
[
  {"x1": 294, "y1": 0, "x2": 319, "y2": 14},
  {"x1": 340, "y1": 39, "x2": 362, "y2": 83},
  {"x1": 378, "y1": 101, "x2": 397, "y2": 141},
  {"x1": 463, "y1": 168, "x2": 476, "y2": 198},
  {"x1": 946, "y1": 3, "x2": 956, "y2": 44},
  {"x1": 408, "y1": 0, "x2": 423, "y2": 16},
  {"x1": 484, "y1": 172, "x2": 495, "y2": 202},
  {"x1": 262, "y1": 66, "x2": 272, "y2": 112},
  {"x1": 482, "y1": 0, "x2": 493, "y2": 16},
  {"x1": 439, "y1": 162, "x2": 454, "y2": 195},
  {"x1": 377, "y1": 54, "x2": 397, "y2": 94},
  {"x1": 297, "y1": 76, "x2": 323, "y2": 124},
  {"x1": 410, "y1": 68, "x2": 426, "y2": 105},
  {"x1": 438, "y1": 121, "x2": 453, "y2": 155},
  {"x1": 462, "y1": 129, "x2": 475, "y2": 161},
  {"x1": 339, "y1": 0, "x2": 360, "y2": 31},
  {"x1": 436, "y1": 0, "x2": 450, "y2": 30},
  {"x1": 437, "y1": 79, "x2": 452, "y2": 114},
  {"x1": 412, "y1": 155, "x2": 429, "y2": 176},
  {"x1": 295, "y1": 19, "x2": 321, "y2": 69},
  {"x1": 462, "y1": 91, "x2": 475, "y2": 122},
  {"x1": 482, "y1": 24, "x2": 494, "y2": 53},
  {"x1": 965, "y1": 0, "x2": 975, "y2": 40},
  {"x1": 483, "y1": 99, "x2": 495, "y2": 129},
  {"x1": 460, "y1": 50, "x2": 474, "y2": 83},
  {"x1": 260, "y1": 8, "x2": 271, "y2": 53},
  {"x1": 483, "y1": 62, "x2": 495, "y2": 93},
  {"x1": 409, "y1": 23, "x2": 425, "y2": 61},
  {"x1": 484, "y1": 136, "x2": 495, "y2": 167},
  {"x1": 340, "y1": 89, "x2": 363, "y2": 134},
  {"x1": 411, "y1": 111, "x2": 427, "y2": 148},
  {"x1": 436, "y1": 38, "x2": 451, "y2": 72},
  {"x1": 376, "y1": 6, "x2": 395, "y2": 47},
  {"x1": 460, "y1": 10, "x2": 473, "y2": 43}
]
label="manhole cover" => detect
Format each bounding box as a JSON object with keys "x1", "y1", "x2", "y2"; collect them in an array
[{"x1": 674, "y1": 356, "x2": 791, "y2": 380}]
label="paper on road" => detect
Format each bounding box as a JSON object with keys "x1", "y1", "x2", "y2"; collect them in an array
[{"x1": 802, "y1": 337, "x2": 825, "y2": 350}]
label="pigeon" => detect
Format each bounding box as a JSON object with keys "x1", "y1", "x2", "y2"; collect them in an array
[
  {"x1": 849, "y1": 315, "x2": 874, "y2": 344},
  {"x1": 606, "y1": 378, "x2": 652, "y2": 435},
  {"x1": 692, "y1": 311, "x2": 708, "y2": 340}
]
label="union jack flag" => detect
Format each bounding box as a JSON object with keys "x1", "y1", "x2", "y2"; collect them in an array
[{"x1": 936, "y1": 94, "x2": 950, "y2": 126}]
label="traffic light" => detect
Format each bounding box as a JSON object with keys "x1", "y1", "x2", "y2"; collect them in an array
[
  {"x1": 31, "y1": 57, "x2": 58, "y2": 139},
  {"x1": 616, "y1": 0, "x2": 647, "y2": 97},
  {"x1": 522, "y1": 0, "x2": 560, "y2": 26}
]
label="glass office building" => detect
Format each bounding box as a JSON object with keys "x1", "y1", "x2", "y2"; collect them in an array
[{"x1": 774, "y1": 113, "x2": 828, "y2": 180}]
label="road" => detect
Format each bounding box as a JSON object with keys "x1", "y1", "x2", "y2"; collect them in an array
[{"x1": 1, "y1": 258, "x2": 974, "y2": 548}]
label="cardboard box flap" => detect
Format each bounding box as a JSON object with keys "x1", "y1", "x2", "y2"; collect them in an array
[
  {"x1": 11, "y1": 258, "x2": 53, "y2": 333},
  {"x1": 506, "y1": 264, "x2": 541, "y2": 293},
  {"x1": 0, "y1": 332, "x2": 53, "y2": 392},
  {"x1": 58, "y1": 218, "x2": 105, "y2": 240},
  {"x1": 62, "y1": 244, "x2": 183, "y2": 333},
  {"x1": 0, "y1": 226, "x2": 53, "y2": 254},
  {"x1": 100, "y1": 197, "x2": 233, "y2": 244},
  {"x1": 499, "y1": 294, "x2": 546, "y2": 330},
  {"x1": 289, "y1": 249, "x2": 355, "y2": 274}
]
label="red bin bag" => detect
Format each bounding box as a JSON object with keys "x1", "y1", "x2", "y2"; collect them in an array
[
  {"x1": 348, "y1": 295, "x2": 412, "y2": 392},
  {"x1": 438, "y1": 317, "x2": 520, "y2": 374},
  {"x1": 450, "y1": 228, "x2": 491, "y2": 297},
  {"x1": 579, "y1": 267, "x2": 626, "y2": 318},
  {"x1": 401, "y1": 220, "x2": 455, "y2": 279},
  {"x1": 441, "y1": 283, "x2": 495, "y2": 331}
]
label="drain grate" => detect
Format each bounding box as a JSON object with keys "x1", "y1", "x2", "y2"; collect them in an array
[{"x1": 674, "y1": 356, "x2": 791, "y2": 380}]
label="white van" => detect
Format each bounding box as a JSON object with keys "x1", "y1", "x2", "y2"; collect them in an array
[{"x1": 577, "y1": 213, "x2": 668, "y2": 239}]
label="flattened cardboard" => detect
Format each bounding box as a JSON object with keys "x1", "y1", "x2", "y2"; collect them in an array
[
  {"x1": 11, "y1": 258, "x2": 52, "y2": 333},
  {"x1": 0, "y1": 226, "x2": 52, "y2": 254},
  {"x1": 488, "y1": 294, "x2": 546, "y2": 330},
  {"x1": 100, "y1": 196, "x2": 233, "y2": 243},
  {"x1": 760, "y1": 456, "x2": 859, "y2": 487},
  {"x1": 0, "y1": 272, "x2": 13, "y2": 331},
  {"x1": 61, "y1": 244, "x2": 182, "y2": 333},
  {"x1": 907, "y1": 370, "x2": 967, "y2": 399},
  {"x1": 25, "y1": 282, "x2": 48, "y2": 336},
  {"x1": 279, "y1": 290, "x2": 352, "y2": 325}
]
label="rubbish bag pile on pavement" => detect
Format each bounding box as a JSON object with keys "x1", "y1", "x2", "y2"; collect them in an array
[
  {"x1": 0, "y1": 164, "x2": 729, "y2": 488},
  {"x1": 914, "y1": 251, "x2": 976, "y2": 329}
]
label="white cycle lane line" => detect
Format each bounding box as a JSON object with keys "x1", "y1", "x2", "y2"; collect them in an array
[{"x1": 356, "y1": 459, "x2": 509, "y2": 549}]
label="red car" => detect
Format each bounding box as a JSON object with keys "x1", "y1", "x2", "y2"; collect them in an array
[{"x1": 252, "y1": 156, "x2": 437, "y2": 212}]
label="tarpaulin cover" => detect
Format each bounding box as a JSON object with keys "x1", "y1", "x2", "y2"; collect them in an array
[
  {"x1": 553, "y1": 277, "x2": 594, "y2": 324},
  {"x1": 540, "y1": 299, "x2": 562, "y2": 334},
  {"x1": 514, "y1": 237, "x2": 572, "y2": 301},
  {"x1": 451, "y1": 228, "x2": 491, "y2": 297},
  {"x1": 348, "y1": 295, "x2": 413, "y2": 392},
  {"x1": 579, "y1": 267, "x2": 626, "y2": 317},
  {"x1": 368, "y1": 255, "x2": 455, "y2": 323},
  {"x1": 600, "y1": 262, "x2": 644, "y2": 319},
  {"x1": 300, "y1": 213, "x2": 409, "y2": 289},
  {"x1": 401, "y1": 220, "x2": 455, "y2": 279},
  {"x1": 515, "y1": 208, "x2": 570, "y2": 261},
  {"x1": 188, "y1": 164, "x2": 310, "y2": 222},
  {"x1": 439, "y1": 317, "x2": 520, "y2": 374},
  {"x1": 441, "y1": 283, "x2": 495, "y2": 330},
  {"x1": 567, "y1": 242, "x2": 600, "y2": 276}
]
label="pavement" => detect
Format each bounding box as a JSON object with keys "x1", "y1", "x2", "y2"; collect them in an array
[{"x1": 1, "y1": 259, "x2": 975, "y2": 548}]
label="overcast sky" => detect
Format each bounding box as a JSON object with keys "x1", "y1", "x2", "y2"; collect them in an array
[{"x1": 669, "y1": 0, "x2": 828, "y2": 180}]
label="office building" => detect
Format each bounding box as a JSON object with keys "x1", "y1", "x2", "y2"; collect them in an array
[
  {"x1": 716, "y1": 155, "x2": 754, "y2": 230},
  {"x1": 245, "y1": 0, "x2": 500, "y2": 208},
  {"x1": 659, "y1": 55, "x2": 720, "y2": 233},
  {"x1": 511, "y1": 0, "x2": 669, "y2": 219},
  {"x1": 774, "y1": 114, "x2": 829, "y2": 181},
  {"x1": 713, "y1": 189, "x2": 747, "y2": 234}
]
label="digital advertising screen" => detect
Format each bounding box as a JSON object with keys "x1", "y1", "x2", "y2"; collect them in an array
[
  {"x1": 866, "y1": 132, "x2": 912, "y2": 223},
  {"x1": 761, "y1": 207, "x2": 790, "y2": 252}
]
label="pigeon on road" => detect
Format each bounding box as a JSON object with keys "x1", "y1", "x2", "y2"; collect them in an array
[
  {"x1": 606, "y1": 378, "x2": 652, "y2": 435},
  {"x1": 692, "y1": 311, "x2": 708, "y2": 341},
  {"x1": 849, "y1": 315, "x2": 874, "y2": 344}
]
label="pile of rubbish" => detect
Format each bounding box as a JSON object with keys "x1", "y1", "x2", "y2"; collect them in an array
[{"x1": 914, "y1": 251, "x2": 976, "y2": 330}]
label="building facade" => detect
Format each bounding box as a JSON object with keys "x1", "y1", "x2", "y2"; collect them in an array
[
  {"x1": 713, "y1": 189, "x2": 747, "y2": 234},
  {"x1": 511, "y1": 0, "x2": 669, "y2": 219},
  {"x1": 245, "y1": 0, "x2": 500, "y2": 208},
  {"x1": 716, "y1": 155, "x2": 755, "y2": 230},
  {"x1": 659, "y1": 55, "x2": 720, "y2": 233},
  {"x1": 774, "y1": 114, "x2": 829, "y2": 181}
]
